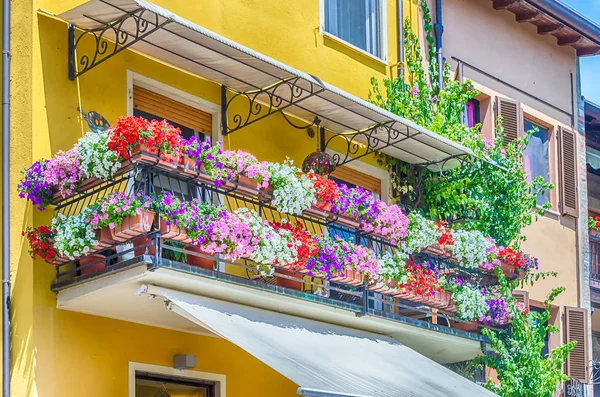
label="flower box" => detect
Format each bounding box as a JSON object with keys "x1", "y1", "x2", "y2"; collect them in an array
[
  {"x1": 453, "y1": 322, "x2": 479, "y2": 332},
  {"x1": 178, "y1": 156, "x2": 197, "y2": 178},
  {"x1": 184, "y1": 245, "x2": 214, "y2": 270},
  {"x1": 129, "y1": 143, "x2": 158, "y2": 165},
  {"x1": 330, "y1": 269, "x2": 363, "y2": 287},
  {"x1": 330, "y1": 214, "x2": 361, "y2": 230},
  {"x1": 110, "y1": 210, "x2": 156, "y2": 242},
  {"x1": 92, "y1": 227, "x2": 115, "y2": 252},
  {"x1": 76, "y1": 177, "x2": 103, "y2": 194},
  {"x1": 159, "y1": 220, "x2": 193, "y2": 244},
  {"x1": 232, "y1": 174, "x2": 260, "y2": 197},
  {"x1": 421, "y1": 290, "x2": 456, "y2": 312},
  {"x1": 303, "y1": 203, "x2": 333, "y2": 220},
  {"x1": 258, "y1": 183, "x2": 273, "y2": 202},
  {"x1": 78, "y1": 253, "x2": 106, "y2": 276},
  {"x1": 275, "y1": 268, "x2": 304, "y2": 290}
]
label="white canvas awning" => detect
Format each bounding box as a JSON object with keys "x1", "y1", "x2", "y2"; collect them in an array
[
  {"x1": 141, "y1": 285, "x2": 497, "y2": 397},
  {"x1": 57, "y1": 0, "x2": 478, "y2": 169}
]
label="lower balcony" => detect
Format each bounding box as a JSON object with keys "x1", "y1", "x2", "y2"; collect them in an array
[{"x1": 48, "y1": 158, "x2": 508, "y2": 366}]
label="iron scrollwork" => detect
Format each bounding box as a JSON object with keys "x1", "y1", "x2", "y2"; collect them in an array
[
  {"x1": 324, "y1": 121, "x2": 410, "y2": 167},
  {"x1": 68, "y1": 8, "x2": 171, "y2": 80},
  {"x1": 222, "y1": 77, "x2": 325, "y2": 135}
]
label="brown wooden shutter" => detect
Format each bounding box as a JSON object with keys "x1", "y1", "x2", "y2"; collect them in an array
[
  {"x1": 558, "y1": 127, "x2": 578, "y2": 217},
  {"x1": 565, "y1": 306, "x2": 589, "y2": 383},
  {"x1": 133, "y1": 86, "x2": 212, "y2": 134},
  {"x1": 330, "y1": 166, "x2": 381, "y2": 195},
  {"x1": 496, "y1": 97, "x2": 523, "y2": 145},
  {"x1": 512, "y1": 290, "x2": 529, "y2": 311}
]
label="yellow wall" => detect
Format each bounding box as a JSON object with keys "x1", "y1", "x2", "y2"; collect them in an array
[{"x1": 13, "y1": 1, "x2": 413, "y2": 395}]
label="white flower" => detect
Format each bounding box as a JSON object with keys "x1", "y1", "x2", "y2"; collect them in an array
[
  {"x1": 74, "y1": 131, "x2": 121, "y2": 180},
  {"x1": 52, "y1": 208, "x2": 98, "y2": 259},
  {"x1": 450, "y1": 229, "x2": 494, "y2": 268},
  {"x1": 235, "y1": 208, "x2": 298, "y2": 268},
  {"x1": 453, "y1": 285, "x2": 487, "y2": 321},
  {"x1": 377, "y1": 251, "x2": 408, "y2": 285},
  {"x1": 268, "y1": 159, "x2": 316, "y2": 215},
  {"x1": 402, "y1": 212, "x2": 440, "y2": 254}
]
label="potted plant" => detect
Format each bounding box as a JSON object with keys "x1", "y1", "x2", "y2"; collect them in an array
[
  {"x1": 235, "y1": 208, "x2": 297, "y2": 279},
  {"x1": 107, "y1": 116, "x2": 152, "y2": 162},
  {"x1": 182, "y1": 137, "x2": 228, "y2": 186},
  {"x1": 448, "y1": 229, "x2": 494, "y2": 269},
  {"x1": 220, "y1": 149, "x2": 270, "y2": 196},
  {"x1": 403, "y1": 212, "x2": 441, "y2": 255},
  {"x1": 370, "y1": 251, "x2": 408, "y2": 294},
  {"x1": 75, "y1": 130, "x2": 122, "y2": 189},
  {"x1": 52, "y1": 212, "x2": 105, "y2": 275},
  {"x1": 362, "y1": 203, "x2": 409, "y2": 246},
  {"x1": 148, "y1": 119, "x2": 183, "y2": 168},
  {"x1": 269, "y1": 220, "x2": 318, "y2": 290},
  {"x1": 267, "y1": 159, "x2": 316, "y2": 215},
  {"x1": 152, "y1": 193, "x2": 192, "y2": 243},
  {"x1": 333, "y1": 184, "x2": 380, "y2": 229},
  {"x1": 17, "y1": 160, "x2": 53, "y2": 211},
  {"x1": 304, "y1": 174, "x2": 338, "y2": 218},
  {"x1": 43, "y1": 149, "x2": 84, "y2": 202},
  {"x1": 23, "y1": 225, "x2": 58, "y2": 264},
  {"x1": 395, "y1": 260, "x2": 443, "y2": 303},
  {"x1": 97, "y1": 192, "x2": 155, "y2": 245}
]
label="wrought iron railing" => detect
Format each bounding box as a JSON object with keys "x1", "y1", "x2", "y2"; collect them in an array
[{"x1": 49, "y1": 154, "x2": 506, "y2": 336}]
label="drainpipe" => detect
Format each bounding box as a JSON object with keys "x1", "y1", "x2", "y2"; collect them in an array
[
  {"x1": 2, "y1": 0, "x2": 10, "y2": 394},
  {"x1": 397, "y1": 0, "x2": 404, "y2": 82},
  {"x1": 434, "y1": 0, "x2": 444, "y2": 90}
]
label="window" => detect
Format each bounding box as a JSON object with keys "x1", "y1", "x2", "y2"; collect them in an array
[
  {"x1": 523, "y1": 119, "x2": 551, "y2": 207},
  {"x1": 135, "y1": 373, "x2": 217, "y2": 397},
  {"x1": 466, "y1": 99, "x2": 480, "y2": 129},
  {"x1": 132, "y1": 84, "x2": 213, "y2": 200},
  {"x1": 323, "y1": 0, "x2": 384, "y2": 59}
]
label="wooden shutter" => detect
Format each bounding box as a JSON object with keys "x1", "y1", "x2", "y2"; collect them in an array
[
  {"x1": 512, "y1": 290, "x2": 529, "y2": 311},
  {"x1": 558, "y1": 127, "x2": 578, "y2": 217},
  {"x1": 565, "y1": 307, "x2": 589, "y2": 383},
  {"x1": 133, "y1": 86, "x2": 212, "y2": 134},
  {"x1": 330, "y1": 166, "x2": 381, "y2": 195},
  {"x1": 496, "y1": 97, "x2": 523, "y2": 146}
]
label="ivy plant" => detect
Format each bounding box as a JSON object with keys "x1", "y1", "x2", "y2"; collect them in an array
[
  {"x1": 479, "y1": 270, "x2": 575, "y2": 397},
  {"x1": 370, "y1": 0, "x2": 553, "y2": 247}
]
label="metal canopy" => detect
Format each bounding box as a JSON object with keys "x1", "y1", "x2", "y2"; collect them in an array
[
  {"x1": 59, "y1": 0, "x2": 477, "y2": 170},
  {"x1": 142, "y1": 285, "x2": 498, "y2": 397}
]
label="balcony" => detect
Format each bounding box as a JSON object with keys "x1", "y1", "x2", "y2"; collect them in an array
[{"x1": 46, "y1": 151, "x2": 517, "y2": 364}]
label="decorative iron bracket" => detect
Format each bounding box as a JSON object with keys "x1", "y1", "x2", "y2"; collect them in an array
[
  {"x1": 323, "y1": 121, "x2": 414, "y2": 167},
  {"x1": 221, "y1": 78, "x2": 326, "y2": 136},
  {"x1": 68, "y1": 8, "x2": 171, "y2": 80}
]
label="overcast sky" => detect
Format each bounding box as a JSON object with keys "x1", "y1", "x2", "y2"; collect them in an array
[{"x1": 560, "y1": 0, "x2": 600, "y2": 105}]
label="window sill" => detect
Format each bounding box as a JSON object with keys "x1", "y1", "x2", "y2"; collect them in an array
[
  {"x1": 321, "y1": 31, "x2": 388, "y2": 66},
  {"x1": 536, "y1": 205, "x2": 561, "y2": 217}
]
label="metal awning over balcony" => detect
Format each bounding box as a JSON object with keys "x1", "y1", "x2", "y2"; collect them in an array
[
  {"x1": 58, "y1": 0, "x2": 476, "y2": 170},
  {"x1": 139, "y1": 285, "x2": 497, "y2": 397}
]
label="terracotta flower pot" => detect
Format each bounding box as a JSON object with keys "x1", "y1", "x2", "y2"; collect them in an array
[
  {"x1": 500, "y1": 262, "x2": 516, "y2": 278},
  {"x1": 422, "y1": 290, "x2": 455, "y2": 311},
  {"x1": 110, "y1": 210, "x2": 156, "y2": 242},
  {"x1": 159, "y1": 220, "x2": 193, "y2": 243},
  {"x1": 454, "y1": 322, "x2": 479, "y2": 332},
  {"x1": 258, "y1": 183, "x2": 274, "y2": 202},
  {"x1": 132, "y1": 236, "x2": 156, "y2": 257},
  {"x1": 129, "y1": 143, "x2": 156, "y2": 165},
  {"x1": 275, "y1": 268, "x2": 304, "y2": 291},
  {"x1": 233, "y1": 174, "x2": 260, "y2": 197},
  {"x1": 179, "y1": 156, "x2": 198, "y2": 177},
  {"x1": 79, "y1": 254, "x2": 106, "y2": 276},
  {"x1": 184, "y1": 245, "x2": 214, "y2": 270},
  {"x1": 95, "y1": 227, "x2": 115, "y2": 249},
  {"x1": 77, "y1": 177, "x2": 102, "y2": 193},
  {"x1": 330, "y1": 269, "x2": 363, "y2": 287},
  {"x1": 303, "y1": 203, "x2": 332, "y2": 219}
]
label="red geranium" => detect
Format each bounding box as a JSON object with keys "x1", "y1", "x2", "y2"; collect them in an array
[
  {"x1": 497, "y1": 247, "x2": 528, "y2": 269},
  {"x1": 108, "y1": 116, "x2": 182, "y2": 162},
  {"x1": 308, "y1": 174, "x2": 339, "y2": 210},
  {"x1": 23, "y1": 225, "x2": 57, "y2": 263},
  {"x1": 436, "y1": 221, "x2": 454, "y2": 247},
  {"x1": 401, "y1": 259, "x2": 441, "y2": 297},
  {"x1": 107, "y1": 116, "x2": 151, "y2": 160},
  {"x1": 270, "y1": 221, "x2": 318, "y2": 270}
]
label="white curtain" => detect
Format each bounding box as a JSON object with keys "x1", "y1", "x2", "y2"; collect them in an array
[{"x1": 325, "y1": 0, "x2": 381, "y2": 58}]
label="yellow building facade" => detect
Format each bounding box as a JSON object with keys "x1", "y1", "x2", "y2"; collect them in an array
[{"x1": 2, "y1": 0, "x2": 597, "y2": 395}]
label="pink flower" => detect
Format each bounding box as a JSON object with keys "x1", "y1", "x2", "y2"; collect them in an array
[{"x1": 109, "y1": 222, "x2": 115, "y2": 229}]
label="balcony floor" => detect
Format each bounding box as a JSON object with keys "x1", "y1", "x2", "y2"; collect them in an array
[{"x1": 55, "y1": 257, "x2": 487, "y2": 365}]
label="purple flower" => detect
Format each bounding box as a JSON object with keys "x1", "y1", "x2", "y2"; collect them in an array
[{"x1": 17, "y1": 160, "x2": 53, "y2": 211}]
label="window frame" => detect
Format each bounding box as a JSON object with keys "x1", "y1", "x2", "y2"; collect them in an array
[
  {"x1": 319, "y1": 0, "x2": 388, "y2": 64},
  {"x1": 522, "y1": 114, "x2": 558, "y2": 212},
  {"x1": 129, "y1": 362, "x2": 226, "y2": 397}
]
